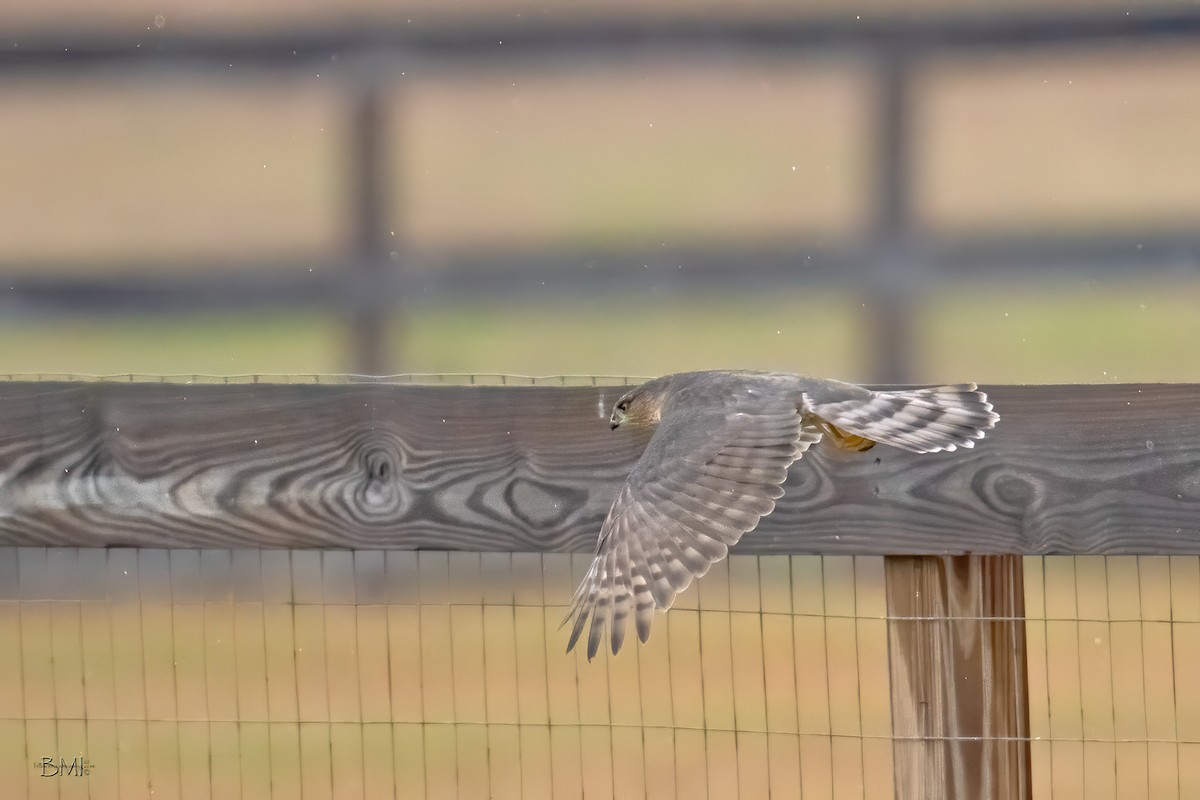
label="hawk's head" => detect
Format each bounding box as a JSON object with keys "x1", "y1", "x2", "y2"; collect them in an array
[{"x1": 609, "y1": 378, "x2": 669, "y2": 430}]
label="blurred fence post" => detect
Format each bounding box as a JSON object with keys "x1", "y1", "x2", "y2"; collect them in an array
[
  {"x1": 867, "y1": 48, "x2": 918, "y2": 384},
  {"x1": 348, "y1": 67, "x2": 391, "y2": 374},
  {"x1": 886, "y1": 555, "x2": 1032, "y2": 800}
]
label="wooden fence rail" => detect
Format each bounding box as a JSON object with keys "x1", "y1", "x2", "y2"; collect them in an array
[{"x1": 0, "y1": 381, "x2": 1195, "y2": 553}]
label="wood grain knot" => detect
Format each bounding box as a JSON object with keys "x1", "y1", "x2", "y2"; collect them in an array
[
  {"x1": 781, "y1": 454, "x2": 836, "y2": 505},
  {"x1": 350, "y1": 438, "x2": 408, "y2": 521},
  {"x1": 502, "y1": 477, "x2": 586, "y2": 529},
  {"x1": 973, "y1": 465, "x2": 1042, "y2": 518}
]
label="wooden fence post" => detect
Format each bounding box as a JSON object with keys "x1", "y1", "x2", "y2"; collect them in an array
[
  {"x1": 885, "y1": 555, "x2": 1032, "y2": 800},
  {"x1": 348, "y1": 72, "x2": 391, "y2": 375}
]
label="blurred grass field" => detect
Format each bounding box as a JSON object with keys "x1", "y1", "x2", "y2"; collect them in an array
[
  {"x1": 1, "y1": 277, "x2": 1197, "y2": 382},
  {"x1": 1, "y1": 33, "x2": 1198, "y2": 382}
]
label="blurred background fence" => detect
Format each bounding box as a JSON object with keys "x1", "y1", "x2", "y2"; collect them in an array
[{"x1": 2, "y1": 5, "x2": 1199, "y2": 381}]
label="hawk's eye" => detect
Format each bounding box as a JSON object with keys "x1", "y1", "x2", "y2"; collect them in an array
[{"x1": 616, "y1": 401, "x2": 629, "y2": 412}]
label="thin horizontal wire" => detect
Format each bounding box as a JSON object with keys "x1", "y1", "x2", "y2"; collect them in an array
[
  {"x1": 0, "y1": 372, "x2": 651, "y2": 385},
  {"x1": 0, "y1": 598, "x2": 1179, "y2": 625},
  {"x1": 6, "y1": 716, "x2": 1199, "y2": 745}
]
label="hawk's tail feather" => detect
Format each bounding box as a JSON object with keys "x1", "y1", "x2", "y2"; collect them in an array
[{"x1": 811, "y1": 383, "x2": 998, "y2": 454}]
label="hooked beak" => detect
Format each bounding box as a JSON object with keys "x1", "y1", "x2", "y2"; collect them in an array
[{"x1": 610, "y1": 420, "x2": 620, "y2": 430}]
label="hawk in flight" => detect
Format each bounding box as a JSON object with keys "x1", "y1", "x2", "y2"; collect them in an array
[{"x1": 564, "y1": 370, "x2": 998, "y2": 660}]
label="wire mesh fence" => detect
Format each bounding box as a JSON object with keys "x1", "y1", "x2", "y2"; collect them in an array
[
  {"x1": 0, "y1": 549, "x2": 1196, "y2": 798},
  {"x1": 1023, "y1": 556, "x2": 1200, "y2": 799}
]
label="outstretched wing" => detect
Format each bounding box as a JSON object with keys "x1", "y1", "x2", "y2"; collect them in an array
[
  {"x1": 565, "y1": 400, "x2": 822, "y2": 660},
  {"x1": 805, "y1": 382, "x2": 998, "y2": 454}
]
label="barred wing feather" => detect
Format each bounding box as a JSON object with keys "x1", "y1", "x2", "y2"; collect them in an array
[
  {"x1": 565, "y1": 405, "x2": 823, "y2": 660},
  {"x1": 807, "y1": 383, "x2": 998, "y2": 454}
]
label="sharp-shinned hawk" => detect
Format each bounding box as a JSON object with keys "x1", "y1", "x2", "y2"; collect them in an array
[{"x1": 564, "y1": 370, "x2": 999, "y2": 660}]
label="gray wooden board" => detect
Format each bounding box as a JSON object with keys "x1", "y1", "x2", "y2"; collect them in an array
[{"x1": 0, "y1": 381, "x2": 1196, "y2": 553}]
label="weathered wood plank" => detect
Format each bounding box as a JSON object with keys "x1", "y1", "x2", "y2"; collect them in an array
[
  {"x1": 0, "y1": 381, "x2": 1196, "y2": 553},
  {"x1": 886, "y1": 555, "x2": 1032, "y2": 800}
]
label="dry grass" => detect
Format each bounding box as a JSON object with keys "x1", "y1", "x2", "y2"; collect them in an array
[
  {"x1": 918, "y1": 47, "x2": 1200, "y2": 232},
  {"x1": 0, "y1": 76, "x2": 346, "y2": 266},
  {"x1": 396, "y1": 61, "x2": 869, "y2": 250},
  {"x1": 2, "y1": 49, "x2": 1200, "y2": 269}
]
